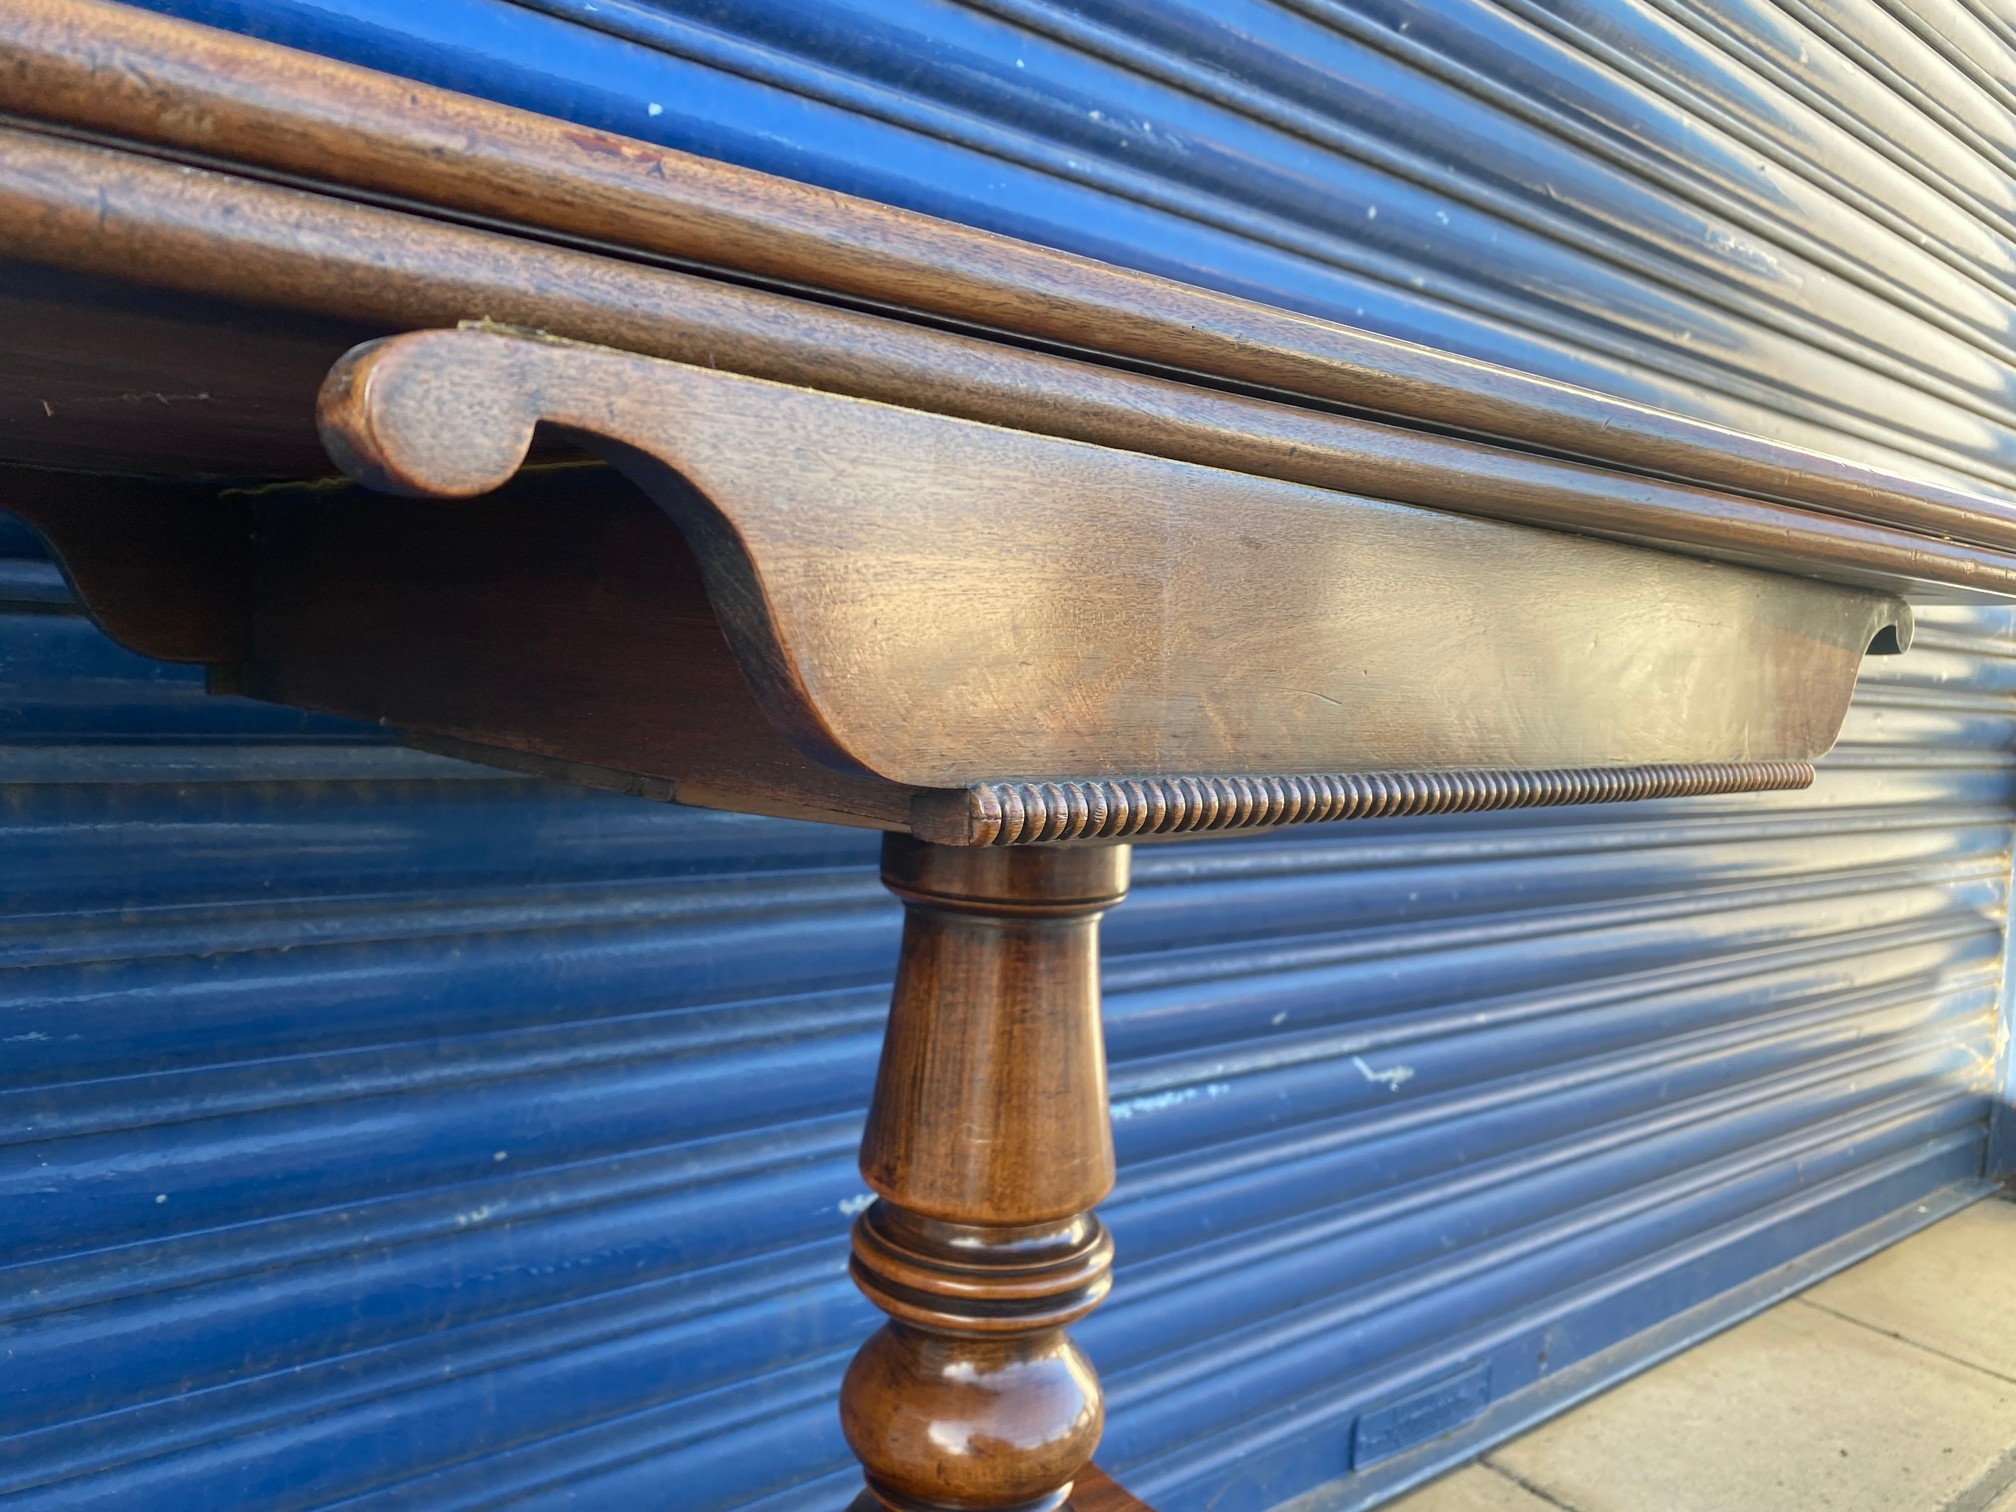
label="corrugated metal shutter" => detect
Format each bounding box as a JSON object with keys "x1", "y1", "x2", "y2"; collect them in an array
[
  {"x1": 8, "y1": 524, "x2": 2012, "y2": 1511},
  {"x1": 128, "y1": 0, "x2": 2016, "y2": 492},
  {"x1": 13, "y1": 2, "x2": 2016, "y2": 1510}
]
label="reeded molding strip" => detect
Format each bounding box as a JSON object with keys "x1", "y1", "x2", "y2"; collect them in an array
[{"x1": 912, "y1": 762, "x2": 1816, "y2": 846}]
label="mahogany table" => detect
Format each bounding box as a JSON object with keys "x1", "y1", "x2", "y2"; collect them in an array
[{"x1": 3, "y1": 4, "x2": 2012, "y2": 1508}]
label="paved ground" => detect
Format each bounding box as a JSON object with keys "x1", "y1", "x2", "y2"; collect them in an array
[{"x1": 1389, "y1": 1197, "x2": 2016, "y2": 1512}]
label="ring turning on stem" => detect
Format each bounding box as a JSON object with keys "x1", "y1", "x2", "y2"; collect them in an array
[{"x1": 841, "y1": 836, "x2": 1131, "y2": 1512}]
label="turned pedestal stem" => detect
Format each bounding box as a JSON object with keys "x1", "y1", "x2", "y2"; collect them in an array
[{"x1": 841, "y1": 835, "x2": 1131, "y2": 1512}]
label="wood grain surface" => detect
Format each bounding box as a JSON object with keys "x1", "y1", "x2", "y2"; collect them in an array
[
  {"x1": 841, "y1": 837, "x2": 1129, "y2": 1512},
  {"x1": 846, "y1": 1464, "x2": 1154, "y2": 1512},
  {"x1": 0, "y1": 123, "x2": 2008, "y2": 601},
  {"x1": 0, "y1": 464, "x2": 250, "y2": 663},
  {"x1": 231, "y1": 466, "x2": 914, "y2": 829},
  {"x1": 10, "y1": 461, "x2": 1826, "y2": 837},
  {"x1": 0, "y1": 16, "x2": 1950, "y2": 1504},
  {"x1": 314, "y1": 327, "x2": 1906, "y2": 790},
  {"x1": 0, "y1": 260, "x2": 381, "y2": 478},
  {"x1": 5, "y1": 0, "x2": 2016, "y2": 557}
]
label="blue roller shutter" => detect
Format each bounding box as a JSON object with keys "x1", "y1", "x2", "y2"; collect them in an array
[
  {"x1": 11, "y1": 3, "x2": 2016, "y2": 1510},
  {"x1": 6, "y1": 519, "x2": 2011, "y2": 1510},
  {"x1": 129, "y1": 0, "x2": 2016, "y2": 492}
]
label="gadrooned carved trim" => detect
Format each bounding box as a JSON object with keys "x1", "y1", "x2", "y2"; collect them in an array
[{"x1": 914, "y1": 761, "x2": 1816, "y2": 846}]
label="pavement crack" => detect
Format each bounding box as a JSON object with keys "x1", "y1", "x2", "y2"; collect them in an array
[
  {"x1": 1793, "y1": 1296, "x2": 2016, "y2": 1387},
  {"x1": 1478, "y1": 1457, "x2": 1589, "y2": 1511}
]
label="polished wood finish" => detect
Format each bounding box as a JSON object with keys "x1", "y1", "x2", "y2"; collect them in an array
[
  {"x1": 1062, "y1": 1465, "x2": 1156, "y2": 1512},
  {"x1": 844, "y1": 1463, "x2": 1153, "y2": 1512},
  {"x1": 0, "y1": 465, "x2": 249, "y2": 663},
  {"x1": 6, "y1": 0, "x2": 2016, "y2": 552},
  {"x1": 232, "y1": 468, "x2": 911, "y2": 829},
  {"x1": 311, "y1": 327, "x2": 1903, "y2": 792},
  {"x1": 0, "y1": 260, "x2": 381, "y2": 478},
  {"x1": 842, "y1": 837, "x2": 1128, "y2": 1512},
  {"x1": 0, "y1": 12, "x2": 1994, "y2": 1505},
  {"x1": 912, "y1": 762, "x2": 1818, "y2": 846},
  {"x1": 842, "y1": 1467, "x2": 1153, "y2": 1512},
  {"x1": 7, "y1": 466, "x2": 1827, "y2": 838},
  {"x1": 0, "y1": 128, "x2": 2010, "y2": 599}
]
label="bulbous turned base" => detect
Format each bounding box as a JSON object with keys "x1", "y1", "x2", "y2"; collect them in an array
[
  {"x1": 840, "y1": 1321, "x2": 1102, "y2": 1512},
  {"x1": 842, "y1": 1207, "x2": 1113, "y2": 1511}
]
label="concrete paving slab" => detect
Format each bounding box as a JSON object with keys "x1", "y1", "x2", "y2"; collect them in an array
[
  {"x1": 1383, "y1": 1465, "x2": 1560, "y2": 1512},
  {"x1": 1486, "y1": 1299, "x2": 2016, "y2": 1512},
  {"x1": 1971, "y1": 1443, "x2": 2016, "y2": 1512},
  {"x1": 1803, "y1": 1199, "x2": 2016, "y2": 1383}
]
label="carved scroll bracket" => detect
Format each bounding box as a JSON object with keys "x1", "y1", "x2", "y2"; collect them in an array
[{"x1": 314, "y1": 326, "x2": 1906, "y2": 839}]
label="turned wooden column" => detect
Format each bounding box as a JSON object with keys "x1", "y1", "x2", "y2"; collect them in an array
[{"x1": 841, "y1": 834, "x2": 1131, "y2": 1512}]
